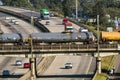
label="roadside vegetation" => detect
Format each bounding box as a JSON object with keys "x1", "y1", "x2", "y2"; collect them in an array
[{"x1": 94, "y1": 55, "x2": 116, "y2": 80}]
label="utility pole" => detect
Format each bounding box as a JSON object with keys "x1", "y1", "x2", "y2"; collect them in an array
[
  {"x1": 97, "y1": 15, "x2": 101, "y2": 74},
  {"x1": 76, "y1": 0, "x2": 78, "y2": 20}
]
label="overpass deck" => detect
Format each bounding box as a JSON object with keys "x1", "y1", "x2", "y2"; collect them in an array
[{"x1": 0, "y1": 44, "x2": 119, "y2": 54}]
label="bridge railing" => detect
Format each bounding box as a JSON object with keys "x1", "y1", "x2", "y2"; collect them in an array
[{"x1": 0, "y1": 44, "x2": 118, "y2": 50}]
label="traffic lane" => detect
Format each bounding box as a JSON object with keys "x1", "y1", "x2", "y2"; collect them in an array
[
  {"x1": 3, "y1": 16, "x2": 40, "y2": 33},
  {"x1": 37, "y1": 56, "x2": 95, "y2": 80},
  {"x1": 84, "y1": 57, "x2": 96, "y2": 80},
  {"x1": 0, "y1": 57, "x2": 29, "y2": 80},
  {"x1": 39, "y1": 17, "x2": 79, "y2": 32},
  {"x1": 39, "y1": 17, "x2": 65, "y2": 32},
  {"x1": 73, "y1": 56, "x2": 94, "y2": 80}
]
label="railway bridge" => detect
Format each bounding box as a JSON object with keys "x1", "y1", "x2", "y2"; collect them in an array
[{"x1": 0, "y1": 44, "x2": 119, "y2": 56}]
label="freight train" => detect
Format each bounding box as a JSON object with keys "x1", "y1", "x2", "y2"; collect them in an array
[
  {"x1": 0, "y1": 32, "x2": 95, "y2": 44},
  {"x1": 0, "y1": 31, "x2": 120, "y2": 44}
]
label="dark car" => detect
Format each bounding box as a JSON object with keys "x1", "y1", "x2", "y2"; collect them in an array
[
  {"x1": 49, "y1": 13, "x2": 54, "y2": 17},
  {"x1": 37, "y1": 17, "x2": 42, "y2": 21},
  {"x1": 46, "y1": 20, "x2": 50, "y2": 25},
  {"x1": 2, "y1": 70, "x2": 10, "y2": 76}
]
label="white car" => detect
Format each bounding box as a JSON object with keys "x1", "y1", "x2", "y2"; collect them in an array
[
  {"x1": 16, "y1": 60, "x2": 22, "y2": 66},
  {"x1": 5, "y1": 17, "x2": 10, "y2": 20},
  {"x1": 14, "y1": 21, "x2": 19, "y2": 25},
  {"x1": 11, "y1": 19, "x2": 16, "y2": 23},
  {"x1": 65, "y1": 63, "x2": 73, "y2": 69}
]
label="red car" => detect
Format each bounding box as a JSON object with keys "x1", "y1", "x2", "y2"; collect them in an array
[{"x1": 24, "y1": 63, "x2": 30, "y2": 68}]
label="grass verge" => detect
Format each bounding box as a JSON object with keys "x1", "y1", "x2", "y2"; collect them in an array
[{"x1": 94, "y1": 55, "x2": 116, "y2": 80}]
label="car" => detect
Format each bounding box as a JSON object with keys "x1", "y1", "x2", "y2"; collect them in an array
[
  {"x1": 37, "y1": 17, "x2": 42, "y2": 21},
  {"x1": 5, "y1": 17, "x2": 10, "y2": 20},
  {"x1": 16, "y1": 60, "x2": 22, "y2": 66},
  {"x1": 65, "y1": 63, "x2": 73, "y2": 69},
  {"x1": 2, "y1": 70, "x2": 10, "y2": 76},
  {"x1": 46, "y1": 20, "x2": 50, "y2": 25},
  {"x1": 14, "y1": 21, "x2": 19, "y2": 25},
  {"x1": 49, "y1": 13, "x2": 54, "y2": 17},
  {"x1": 11, "y1": 19, "x2": 16, "y2": 23},
  {"x1": 24, "y1": 63, "x2": 30, "y2": 68}
]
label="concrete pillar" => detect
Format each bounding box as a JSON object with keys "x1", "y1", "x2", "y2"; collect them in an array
[
  {"x1": 97, "y1": 57, "x2": 101, "y2": 74},
  {"x1": 30, "y1": 58, "x2": 36, "y2": 80}
]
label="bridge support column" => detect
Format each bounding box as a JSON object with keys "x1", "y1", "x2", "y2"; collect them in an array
[
  {"x1": 30, "y1": 58, "x2": 36, "y2": 80},
  {"x1": 97, "y1": 57, "x2": 101, "y2": 74}
]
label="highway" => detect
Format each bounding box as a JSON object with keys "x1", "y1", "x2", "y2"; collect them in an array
[
  {"x1": 0, "y1": 6, "x2": 97, "y2": 80},
  {"x1": 0, "y1": 12, "x2": 40, "y2": 80},
  {"x1": 0, "y1": 6, "x2": 80, "y2": 32},
  {"x1": 37, "y1": 56, "x2": 96, "y2": 80}
]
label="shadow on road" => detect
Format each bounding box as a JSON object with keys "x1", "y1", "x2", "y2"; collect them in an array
[
  {"x1": 37, "y1": 74, "x2": 93, "y2": 78},
  {"x1": 0, "y1": 74, "x2": 23, "y2": 78}
]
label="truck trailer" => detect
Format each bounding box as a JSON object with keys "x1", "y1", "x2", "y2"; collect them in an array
[{"x1": 64, "y1": 22, "x2": 73, "y2": 33}]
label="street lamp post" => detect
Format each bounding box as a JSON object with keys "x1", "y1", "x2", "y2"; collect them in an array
[
  {"x1": 29, "y1": 36, "x2": 36, "y2": 80},
  {"x1": 76, "y1": 0, "x2": 78, "y2": 20},
  {"x1": 97, "y1": 15, "x2": 101, "y2": 74},
  {"x1": 29, "y1": 2, "x2": 36, "y2": 80}
]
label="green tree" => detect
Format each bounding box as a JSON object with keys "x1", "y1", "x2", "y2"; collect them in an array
[
  {"x1": 92, "y1": 1, "x2": 107, "y2": 25},
  {"x1": 80, "y1": 0, "x2": 95, "y2": 17},
  {"x1": 62, "y1": 0, "x2": 74, "y2": 17}
]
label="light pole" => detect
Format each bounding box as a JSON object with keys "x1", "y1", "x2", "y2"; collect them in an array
[
  {"x1": 97, "y1": 15, "x2": 101, "y2": 74},
  {"x1": 29, "y1": 36, "x2": 36, "y2": 80},
  {"x1": 29, "y1": 2, "x2": 36, "y2": 80},
  {"x1": 76, "y1": 0, "x2": 78, "y2": 20}
]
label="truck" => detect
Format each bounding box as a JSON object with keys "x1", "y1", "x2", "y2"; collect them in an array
[
  {"x1": 62, "y1": 18, "x2": 68, "y2": 24},
  {"x1": 40, "y1": 9, "x2": 50, "y2": 20},
  {"x1": 64, "y1": 22, "x2": 73, "y2": 33}
]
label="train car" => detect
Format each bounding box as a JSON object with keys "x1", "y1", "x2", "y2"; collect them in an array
[
  {"x1": 30, "y1": 32, "x2": 78, "y2": 43},
  {"x1": 101, "y1": 31, "x2": 120, "y2": 41},
  {"x1": 0, "y1": 32, "x2": 95, "y2": 44},
  {"x1": 30, "y1": 32, "x2": 95, "y2": 43},
  {"x1": 78, "y1": 32, "x2": 95, "y2": 43},
  {"x1": 0, "y1": 33, "x2": 23, "y2": 44}
]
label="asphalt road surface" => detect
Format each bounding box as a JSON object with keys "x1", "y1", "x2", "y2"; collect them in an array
[{"x1": 37, "y1": 56, "x2": 96, "y2": 80}]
